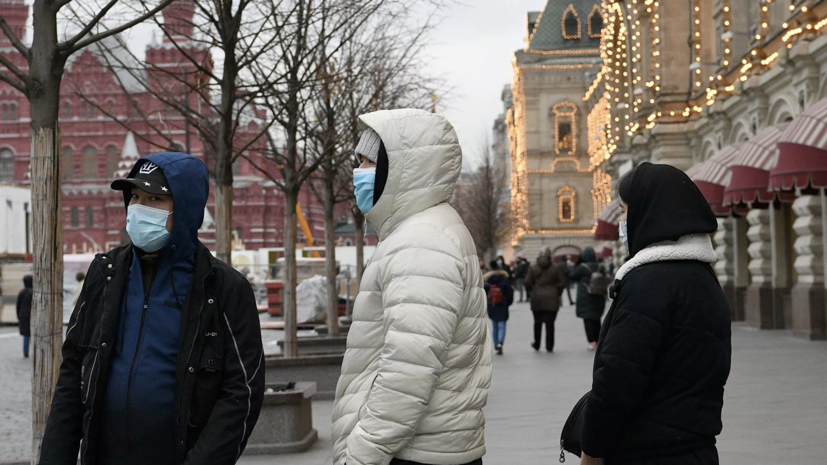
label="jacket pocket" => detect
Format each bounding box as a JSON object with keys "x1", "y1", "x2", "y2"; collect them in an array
[
  {"x1": 358, "y1": 374, "x2": 379, "y2": 422},
  {"x1": 79, "y1": 345, "x2": 100, "y2": 406},
  {"x1": 188, "y1": 346, "x2": 224, "y2": 427}
]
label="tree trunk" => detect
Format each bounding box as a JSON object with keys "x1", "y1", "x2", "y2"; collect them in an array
[
  {"x1": 215, "y1": 183, "x2": 233, "y2": 265},
  {"x1": 323, "y1": 167, "x2": 339, "y2": 336},
  {"x1": 354, "y1": 208, "x2": 365, "y2": 290},
  {"x1": 282, "y1": 190, "x2": 299, "y2": 357}
]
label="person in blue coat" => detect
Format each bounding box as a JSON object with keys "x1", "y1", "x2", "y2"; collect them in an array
[
  {"x1": 484, "y1": 265, "x2": 513, "y2": 355},
  {"x1": 40, "y1": 153, "x2": 265, "y2": 465}
]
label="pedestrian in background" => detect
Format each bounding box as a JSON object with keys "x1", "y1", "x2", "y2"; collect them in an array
[
  {"x1": 40, "y1": 153, "x2": 264, "y2": 465},
  {"x1": 332, "y1": 109, "x2": 490, "y2": 465},
  {"x1": 524, "y1": 246, "x2": 564, "y2": 352},
  {"x1": 485, "y1": 265, "x2": 513, "y2": 355},
  {"x1": 556, "y1": 256, "x2": 574, "y2": 306},
  {"x1": 15, "y1": 275, "x2": 32, "y2": 358},
  {"x1": 579, "y1": 163, "x2": 731, "y2": 465},
  {"x1": 570, "y1": 247, "x2": 607, "y2": 350},
  {"x1": 512, "y1": 256, "x2": 529, "y2": 302}
]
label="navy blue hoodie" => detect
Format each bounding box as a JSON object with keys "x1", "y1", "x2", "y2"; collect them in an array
[{"x1": 100, "y1": 153, "x2": 209, "y2": 464}]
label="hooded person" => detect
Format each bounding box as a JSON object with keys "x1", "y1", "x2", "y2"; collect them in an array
[
  {"x1": 40, "y1": 153, "x2": 265, "y2": 465},
  {"x1": 16, "y1": 275, "x2": 33, "y2": 357},
  {"x1": 579, "y1": 163, "x2": 731, "y2": 465},
  {"x1": 569, "y1": 247, "x2": 607, "y2": 349},
  {"x1": 524, "y1": 246, "x2": 564, "y2": 352},
  {"x1": 332, "y1": 109, "x2": 492, "y2": 465},
  {"x1": 483, "y1": 267, "x2": 513, "y2": 355}
]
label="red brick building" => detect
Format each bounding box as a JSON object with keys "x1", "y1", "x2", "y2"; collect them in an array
[{"x1": 0, "y1": 0, "x2": 353, "y2": 254}]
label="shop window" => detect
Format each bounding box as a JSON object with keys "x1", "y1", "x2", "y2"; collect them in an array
[
  {"x1": 558, "y1": 186, "x2": 576, "y2": 223},
  {"x1": 553, "y1": 102, "x2": 578, "y2": 155},
  {"x1": 587, "y1": 5, "x2": 603, "y2": 38},
  {"x1": 0, "y1": 148, "x2": 13, "y2": 182},
  {"x1": 83, "y1": 146, "x2": 97, "y2": 179},
  {"x1": 63, "y1": 147, "x2": 73, "y2": 180},
  {"x1": 562, "y1": 5, "x2": 581, "y2": 39}
]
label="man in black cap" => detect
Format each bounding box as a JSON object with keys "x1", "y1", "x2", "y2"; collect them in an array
[{"x1": 40, "y1": 153, "x2": 264, "y2": 465}]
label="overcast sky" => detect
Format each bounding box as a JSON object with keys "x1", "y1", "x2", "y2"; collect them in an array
[
  {"x1": 425, "y1": 1, "x2": 541, "y2": 169},
  {"x1": 119, "y1": 1, "x2": 544, "y2": 170}
]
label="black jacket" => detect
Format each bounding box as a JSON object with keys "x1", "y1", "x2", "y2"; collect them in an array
[
  {"x1": 582, "y1": 163, "x2": 730, "y2": 463},
  {"x1": 570, "y1": 248, "x2": 606, "y2": 321},
  {"x1": 524, "y1": 255, "x2": 563, "y2": 313},
  {"x1": 16, "y1": 275, "x2": 32, "y2": 337},
  {"x1": 39, "y1": 242, "x2": 265, "y2": 465}
]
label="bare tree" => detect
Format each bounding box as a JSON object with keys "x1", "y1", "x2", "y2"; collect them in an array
[
  {"x1": 0, "y1": 1, "x2": 176, "y2": 459},
  {"x1": 74, "y1": 0, "x2": 288, "y2": 265},
  {"x1": 456, "y1": 141, "x2": 511, "y2": 263}
]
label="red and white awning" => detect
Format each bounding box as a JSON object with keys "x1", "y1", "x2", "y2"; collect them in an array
[
  {"x1": 595, "y1": 199, "x2": 622, "y2": 241},
  {"x1": 771, "y1": 98, "x2": 827, "y2": 191},
  {"x1": 687, "y1": 144, "x2": 743, "y2": 216},
  {"x1": 724, "y1": 124, "x2": 794, "y2": 206}
]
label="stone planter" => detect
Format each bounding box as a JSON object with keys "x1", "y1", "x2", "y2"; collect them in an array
[
  {"x1": 276, "y1": 335, "x2": 348, "y2": 355},
  {"x1": 265, "y1": 354, "x2": 344, "y2": 400},
  {"x1": 245, "y1": 382, "x2": 318, "y2": 454}
]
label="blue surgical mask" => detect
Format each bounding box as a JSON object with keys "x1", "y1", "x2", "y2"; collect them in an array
[
  {"x1": 353, "y1": 167, "x2": 376, "y2": 214},
  {"x1": 127, "y1": 204, "x2": 173, "y2": 253},
  {"x1": 619, "y1": 220, "x2": 628, "y2": 250}
]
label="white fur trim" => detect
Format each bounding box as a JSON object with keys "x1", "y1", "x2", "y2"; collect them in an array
[{"x1": 615, "y1": 234, "x2": 717, "y2": 282}]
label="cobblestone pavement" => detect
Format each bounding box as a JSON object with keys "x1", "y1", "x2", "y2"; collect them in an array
[{"x1": 2, "y1": 299, "x2": 827, "y2": 464}]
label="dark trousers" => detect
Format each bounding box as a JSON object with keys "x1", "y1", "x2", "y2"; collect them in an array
[
  {"x1": 514, "y1": 279, "x2": 525, "y2": 301},
  {"x1": 23, "y1": 335, "x2": 29, "y2": 357},
  {"x1": 532, "y1": 311, "x2": 557, "y2": 351},
  {"x1": 583, "y1": 318, "x2": 601, "y2": 343},
  {"x1": 390, "y1": 459, "x2": 483, "y2": 465}
]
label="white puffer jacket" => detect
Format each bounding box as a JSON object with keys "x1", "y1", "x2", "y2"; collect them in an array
[{"x1": 332, "y1": 109, "x2": 492, "y2": 465}]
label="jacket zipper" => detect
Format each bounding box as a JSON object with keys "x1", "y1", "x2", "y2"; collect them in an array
[
  {"x1": 177, "y1": 270, "x2": 211, "y2": 445},
  {"x1": 125, "y1": 282, "x2": 154, "y2": 452}
]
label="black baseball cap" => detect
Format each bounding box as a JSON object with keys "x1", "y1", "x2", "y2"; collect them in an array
[{"x1": 111, "y1": 160, "x2": 171, "y2": 196}]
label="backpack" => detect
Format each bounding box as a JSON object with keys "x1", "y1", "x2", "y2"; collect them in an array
[
  {"x1": 488, "y1": 284, "x2": 504, "y2": 306},
  {"x1": 586, "y1": 266, "x2": 610, "y2": 296}
]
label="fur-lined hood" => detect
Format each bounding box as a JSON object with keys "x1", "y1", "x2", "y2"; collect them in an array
[
  {"x1": 484, "y1": 269, "x2": 509, "y2": 281},
  {"x1": 615, "y1": 233, "x2": 717, "y2": 282}
]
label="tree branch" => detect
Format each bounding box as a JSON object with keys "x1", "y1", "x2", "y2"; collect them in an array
[{"x1": 0, "y1": 15, "x2": 29, "y2": 57}]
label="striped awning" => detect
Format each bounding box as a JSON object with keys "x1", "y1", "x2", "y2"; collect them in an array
[
  {"x1": 724, "y1": 124, "x2": 794, "y2": 206},
  {"x1": 687, "y1": 144, "x2": 744, "y2": 216},
  {"x1": 595, "y1": 199, "x2": 621, "y2": 241},
  {"x1": 771, "y1": 98, "x2": 827, "y2": 191}
]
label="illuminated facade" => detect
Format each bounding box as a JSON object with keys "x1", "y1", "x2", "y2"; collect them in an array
[
  {"x1": 595, "y1": 0, "x2": 827, "y2": 340},
  {"x1": 506, "y1": 0, "x2": 608, "y2": 259}
]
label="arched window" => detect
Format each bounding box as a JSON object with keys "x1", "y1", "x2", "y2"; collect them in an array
[
  {"x1": 85, "y1": 206, "x2": 94, "y2": 228},
  {"x1": 89, "y1": 102, "x2": 96, "y2": 118},
  {"x1": 0, "y1": 148, "x2": 14, "y2": 182},
  {"x1": 552, "y1": 102, "x2": 578, "y2": 155},
  {"x1": 107, "y1": 100, "x2": 115, "y2": 115},
  {"x1": 10, "y1": 104, "x2": 17, "y2": 120},
  {"x1": 83, "y1": 146, "x2": 97, "y2": 179},
  {"x1": 63, "y1": 102, "x2": 71, "y2": 119},
  {"x1": 62, "y1": 147, "x2": 73, "y2": 180},
  {"x1": 587, "y1": 5, "x2": 603, "y2": 38},
  {"x1": 71, "y1": 207, "x2": 79, "y2": 227},
  {"x1": 2, "y1": 104, "x2": 7, "y2": 121},
  {"x1": 81, "y1": 102, "x2": 87, "y2": 119},
  {"x1": 562, "y1": 5, "x2": 581, "y2": 40},
  {"x1": 558, "y1": 186, "x2": 576, "y2": 223},
  {"x1": 169, "y1": 142, "x2": 183, "y2": 152},
  {"x1": 106, "y1": 145, "x2": 119, "y2": 178}
]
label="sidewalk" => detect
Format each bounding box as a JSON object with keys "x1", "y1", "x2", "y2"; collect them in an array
[
  {"x1": 240, "y1": 299, "x2": 827, "y2": 465},
  {"x1": 1, "y1": 299, "x2": 826, "y2": 463}
]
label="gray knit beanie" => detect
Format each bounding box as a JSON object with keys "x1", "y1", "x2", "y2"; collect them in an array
[{"x1": 355, "y1": 128, "x2": 382, "y2": 163}]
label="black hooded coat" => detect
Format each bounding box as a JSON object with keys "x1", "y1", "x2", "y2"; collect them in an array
[
  {"x1": 580, "y1": 163, "x2": 731, "y2": 464},
  {"x1": 570, "y1": 247, "x2": 606, "y2": 320},
  {"x1": 16, "y1": 275, "x2": 33, "y2": 337}
]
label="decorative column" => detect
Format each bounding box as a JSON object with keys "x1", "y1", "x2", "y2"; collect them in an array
[
  {"x1": 732, "y1": 216, "x2": 750, "y2": 322},
  {"x1": 745, "y1": 209, "x2": 774, "y2": 328},
  {"x1": 791, "y1": 195, "x2": 826, "y2": 340},
  {"x1": 713, "y1": 218, "x2": 736, "y2": 318}
]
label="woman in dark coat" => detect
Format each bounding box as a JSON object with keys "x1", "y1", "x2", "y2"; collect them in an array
[
  {"x1": 484, "y1": 268, "x2": 513, "y2": 355},
  {"x1": 16, "y1": 275, "x2": 33, "y2": 358},
  {"x1": 570, "y1": 247, "x2": 607, "y2": 349},
  {"x1": 580, "y1": 163, "x2": 731, "y2": 465},
  {"x1": 524, "y1": 246, "x2": 564, "y2": 352}
]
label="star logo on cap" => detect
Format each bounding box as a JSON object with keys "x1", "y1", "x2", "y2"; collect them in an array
[
  {"x1": 161, "y1": 186, "x2": 169, "y2": 192},
  {"x1": 144, "y1": 182, "x2": 151, "y2": 187}
]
